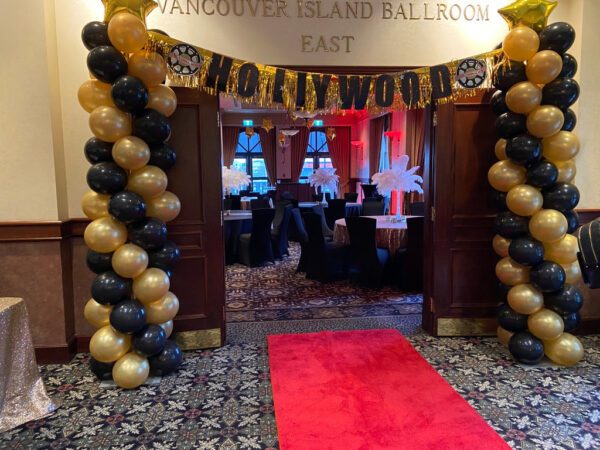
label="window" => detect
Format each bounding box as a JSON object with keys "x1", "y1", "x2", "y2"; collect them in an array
[
  {"x1": 300, "y1": 130, "x2": 332, "y2": 187},
  {"x1": 379, "y1": 134, "x2": 390, "y2": 172},
  {"x1": 234, "y1": 130, "x2": 270, "y2": 194}
]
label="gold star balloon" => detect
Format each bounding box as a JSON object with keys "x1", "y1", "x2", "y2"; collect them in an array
[
  {"x1": 261, "y1": 119, "x2": 274, "y2": 133},
  {"x1": 498, "y1": 0, "x2": 557, "y2": 32},
  {"x1": 102, "y1": 0, "x2": 158, "y2": 23}
]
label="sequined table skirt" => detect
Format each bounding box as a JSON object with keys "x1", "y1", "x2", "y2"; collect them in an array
[
  {"x1": 333, "y1": 216, "x2": 408, "y2": 255},
  {"x1": 0, "y1": 298, "x2": 58, "y2": 432}
]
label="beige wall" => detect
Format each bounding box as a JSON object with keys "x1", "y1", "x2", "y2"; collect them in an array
[{"x1": 0, "y1": 0, "x2": 598, "y2": 222}]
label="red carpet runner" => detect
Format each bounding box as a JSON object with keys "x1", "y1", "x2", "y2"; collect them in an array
[{"x1": 268, "y1": 329, "x2": 510, "y2": 450}]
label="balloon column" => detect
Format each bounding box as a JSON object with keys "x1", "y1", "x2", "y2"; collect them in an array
[
  {"x1": 490, "y1": 0, "x2": 584, "y2": 366},
  {"x1": 79, "y1": 1, "x2": 183, "y2": 388}
]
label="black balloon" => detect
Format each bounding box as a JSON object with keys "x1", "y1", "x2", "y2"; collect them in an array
[
  {"x1": 530, "y1": 261, "x2": 566, "y2": 293},
  {"x1": 87, "y1": 46, "x2": 128, "y2": 84},
  {"x1": 496, "y1": 112, "x2": 527, "y2": 139},
  {"x1": 526, "y1": 160, "x2": 558, "y2": 189},
  {"x1": 494, "y1": 211, "x2": 530, "y2": 238},
  {"x1": 559, "y1": 54, "x2": 578, "y2": 78},
  {"x1": 110, "y1": 299, "x2": 147, "y2": 334},
  {"x1": 561, "y1": 311, "x2": 581, "y2": 332},
  {"x1": 133, "y1": 109, "x2": 171, "y2": 146},
  {"x1": 148, "y1": 241, "x2": 181, "y2": 271},
  {"x1": 491, "y1": 90, "x2": 509, "y2": 116},
  {"x1": 508, "y1": 332, "x2": 545, "y2": 365},
  {"x1": 87, "y1": 162, "x2": 128, "y2": 195},
  {"x1": 111, "y1": 76, "x2": 149, "y2": 113},
  {"x1": 545, "y1": 284, "x2": 584, "y2": 313},
  {"x1": 493, "y1": 61, "x2": 527, "y2": 91},
  {"x1": 497, "y1": 304, "x2": 528, "y2": 332},
  {"x1": 81, "y1": 21, "x2": 111, "y2": 50},
  {"x1": 89, "y1": 357, "x2": 114, "y2": 381},
  {"x1": 133, "y1": 324, "x2": 167, "y2": 356},
  {"x1": 539, "y1": 22, "x2": 576, "y2": 54},
  {"x1": 542, "y1": 78, "x2": 580, "y2": 109},
  {"x1": 543, "y1": 183, "x2": 580, "y2": 213},
  {"x1": 149, "y1": 144, "x2": 177, "y2": 171},
  {"x1": 509, "y1": 237, "x2": 545, "y2": 267},
  {"x1": 86, "y1": 250, "x2": 113, "y2": 274},
  {"x1": 129, "y1": 218, "x2": 168, "y2": 251},
  {"x1": 109, "y1": 191, "x2": 147, "y2": 223},
  {"x1": 84, "y1": 137, "x2": 113, "y2": 164},
  {"x1": 564, "y1": 210, "x2": 580, "y2": 233},
  {"x1": 506, "y1": 134, "x2": 542, "y2": 167},
  {"x1": 91, "y1": 271, "x2": 132, "y2": 305},
  {"x1": 490, "y1": 189, "x2": 508, "y2": 211},
  {"x1": 561, "y1": 108, "x2": 577, "y2": 131},
  {"x1": 149, "y1": 340, "x2": 183, "y2": 376}
]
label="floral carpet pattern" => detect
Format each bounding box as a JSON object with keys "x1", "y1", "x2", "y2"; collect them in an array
[
  {"x1": 226, "y1": 243, "x2": 423, "y2": 322},
  {"x1": 1, "y1": 332, "x2": 598, "y2": 449}
]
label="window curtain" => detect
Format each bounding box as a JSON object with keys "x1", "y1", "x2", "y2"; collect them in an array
[
  {"x1": 257, "y1": 128, "x2": 277, "y2": 186},
  {"x1": 222, "y1": 126, "x2": 240, "y2": 167},
  {"x1": 328, "y1": 127, "x2": 351, "y2": 195},
  {"x1": 290, "y1": 127, "x2": 310, "y2": 182},
  {"x1": 369, "y1": 114, "x2": 387, "y2": 178},
  {"x1": 403, "y1": 108, "x2": 427, "y2": 214}
]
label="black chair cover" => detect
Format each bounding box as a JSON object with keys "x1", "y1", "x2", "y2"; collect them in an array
[
  {"x1": 344, "y1": 192, "x2": 359, "y2": 202},
  {"x1": 250, "y1": 198, "x2": 271, "y2": 209},
  {"x1": 303, "y1": 212, "x2": 348, "y2": 282},
  {"x1": 346, "y1": 217, "x2": 389, "y2": 288},
  {"x1": 326, "y1": 199, "x2": 347, "y2": 229},
  {"x1": 410, "y1": 201, "x2": 425, "y2": 216},
  {"x1": 575, "y1": 218, "x2": 600, "y2": 288},
  {"x1": 311, "y1": 204, "x2": 334, "y2": 239},
  {"x1": 362, "y1": 198, "x2": 385, "y2": 216},
  {"x1": 395, "y1": 216, "x2": 424, "y2": 291},
  {"x1": 272, "y1": 204, "x2": 293, "y2": 259},
  {"x1": 238, "y1": 208, "x2": 275, "y2": 267}
]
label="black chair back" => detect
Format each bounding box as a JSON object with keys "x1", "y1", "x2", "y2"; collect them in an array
[
  {"x1": 361, "y1": 184, "x2": 378, "y2": 198},
  {"x1": 266, "y1": 190, "x2": 277, "y2": 201},
  {"x1": 239, "y1": 190, "x2": 250, "y2": 197},
  {"x1": 229, "y1": 195, "x2": 241, "y2": 210},
  {"x1": 362, "y1": 198, "x2": 385, "y2": 216},
  {"x1": 247, "y1": 191, "x2": 260, "y2": 198},
  {"x1": 250, "y1": 198, "x2": 271, "y2": 209},
  {"x1": 303, "y1": 213, "x2": 326, "y2": 277},
  {"x1": 402, "y1": 216, "x2": 424, "y2": 290},
  {"x1": 326, "y1": 199, "x2": 347, "y2": 229},
  {"x1": 281, "y1": 191, "x2": 295, "y2": 200},
  {"x1": 311, "y1": 204, "x2": 333, "y2": 238},
  {"x1": 346, "y1": 217, "x2": 387, "y2": 288},
  {"x1": 249, "y1": 208, "x2": 275, "y2": 265},
  {"x1": 272, "y1": 205, "x2": 293, "y2": 259},
  {"x1": 312, "y1": 193, "x2": 332, "y2": 202},
  {"x1": 288, "y1": 206, "x2": 306, "y2": 243},
  {"x1": 223, "y1": 198, "x2": 233, "y2": 210},
  {"x1": 410, "y1": 201, "x2": 425, "y2": 216},
  {"x1": 344, "y1": 192, "x2": 359, "y2": 202}
]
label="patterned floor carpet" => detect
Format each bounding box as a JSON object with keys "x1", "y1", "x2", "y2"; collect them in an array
[
  {"x1": 226, "y1": 243, "x2": 423, "y2": 322},
  {"x1": 2, "y1": 329, "x2": 598, "y2": 449}
]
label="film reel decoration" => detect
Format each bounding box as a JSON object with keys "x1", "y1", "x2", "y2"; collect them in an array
[
  {"x1": 456, "y1": 58, "x2": 486, "y2": 88},
  {"x1": 168, "y1": 44, "x2": 202, "y2": 76}
]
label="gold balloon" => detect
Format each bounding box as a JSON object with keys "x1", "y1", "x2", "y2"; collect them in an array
[
  {"x1": 84, "y1": 217, "x2": 128, "y2": 253},
  {"x1": 496, "y1": 257, "x2": 530, "y2": 286},
  {"x1": 508, "y1": 283, "x2": 544, "y2": 315},
  {"x1": 84, "y1": 298, "x2": 112, "y2": 329},
  {"x1": 506, "y1": 184, "x2": 543, "y2": 216},
  {"x1": 107, "y1": 12, "x2": 148, "y2": 53},
  {"x1": 159, "y1": 320, "x2": 174, "y2": 338},
  {"x1": 81, "y1": 191, "x2": 110, "y2": 219},
  {"x1": 89, "y1": 106, "x2": 132, "y2": 143},
  {"x1": 103, "y1": 0, "x2": 158, "y2": 22},
  {"x1": 146, "y1": 291, "x2": 180, "y2": 324},
  {"x1": 112, "y1": 243, "x2": 149, "y2": 278},
  {"x1": 497, "y1": 326, "x2": 514, "y2": 346},
  {"x1": 495, "y1": 139, "x2": 508, "y2": 160},
  {"x1": 498, "y1": 0, "x2": 557, "y2": 33},
  {"x1": 526, "y1": 105, "x2": 564, "y2": 138},
  {"x1": 544, "y1": 332, "x2": 584, "y2": 366},
  {"x1": 544, "y1": 234, "x2": 579, "y2": 265},
  {"x1": 128, "y1": 51, "x2": 167, "y2": 88},
  {"x1": 133, "y1": 268, "x2": 170, "y2": 304},
  {"x1": 503, "y1": 26, "x2": 540, "y2": 62},
  {"x1": 526, "y1": 50, "x2": 563, "y2": 85},
  {"x1": 112, "y1": 352, "x2": 150, "y2": 389},
  {"x1": 561, "y1": 261, "x2": 582, "y2": 284},
  {"x1": 127, "y1": 165, "x2": 168, "y2": 199},
  {"x1": 529, "y1": 209, "x2": 568, "y2": 243},
  {"x1": 493, "y1": 234, "x2": 511, "y2": 258},
  {"x1": 146, "y1": 191, "x2": 181, "y2": 222},
  {"x1": 112, "y1": 136, "x2": 151, "y2": 170},
  {"x1": 488, "y1": 160, "x2": 527, "y2": 192},
  {"x1": 89, "y1": 325, "x2": 131, "y2": 363},
  {"x1": 148, "y1": 85, "x2": 177, "y2": 117},
  {"x1": 78, "y1": 80, "x2": 114, "y2": 113},
  {"x1": 555, "y1": 160, "x2": 577, "y2": 183},
  {"x1": 528, "y1": 308, "x2": 564, "y2": 341},
  {"x1": 505, "y1": 81, "x2": 542, "y2": 114},
  {"x1": 542, "y1": 131, "x2": 580, "y2": 162}
]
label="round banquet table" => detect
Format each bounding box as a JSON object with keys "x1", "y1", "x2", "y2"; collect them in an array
[
  {"x1": 298, "y1": 202, "x2": 362, "y2": 216},
  {"x1": 333, "y1": 215, "x2": 412, "y2": 254},
  {"x1": 223, "y1": 210, "x2": 253, "y2": 264}
]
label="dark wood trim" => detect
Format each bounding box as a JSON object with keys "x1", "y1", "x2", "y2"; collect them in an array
[
  {"x1": 0, "y1": 221, "x2": 64, "y2": 242},
  {"x1": 34, "y1": 335, "x2": 76, "y2": 365},
  {"x1": 76, "y1": 336, "x2": 91, "y2": 354},
  {"x1": 575, "y1": 318, "x2": 600, "y2": 336}
]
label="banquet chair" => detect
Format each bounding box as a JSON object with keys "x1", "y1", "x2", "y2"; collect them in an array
[
  {"x1": 310, "y1": 204, "x2": 334, "y2": 240},
  {"x1": 239, "y1": 190, "x2": 250, "y2": 197},
  {"x1": 362, "y1": 198, "x2": 385, "y2": 216},
  {"x1": 410, "y1": 201, "x2": 425, "y2": 216},
  {"x1": 326, "y1": 199, "x2": 347, "y2": 229},
  {"x1": 303, "y1": 213, "x2": 348, "y2": 282},
  {"x1": 271, "y1": 204, "x2": 293, "y2": 259},
  {"x1": 346, "y1": 217, "x2": 390, "y2": 288},
  {"x1": 312, "y1": 193, "x2": 332, "y2": 202},
  {"x1": 223, "y1": 198, "x2": 232, "y2": 210},
  {"x1": 291, "y1": 208, "x2": 310, "y2": 272},
  {"x1": 238, "y1": 208, "x2": 276, "y2": 267},
  {"x1": 361, "y1": 184, "x2": 378, "y2": 199},
  {"x1": 394, "y1": 216, "x2": 424, "y2": 291},
  {"x1": 344, "y1": 192, "x2": 359, "y2": 202},
  {"x1": 288, "y1": 204, "x2": 305, "y2": 242},
  {"x1": 224, "y1": 194, "x2": 241, "y2": 210},
  {"x1": 250, "y1": 198, "x2": 271, "y2": 209}
]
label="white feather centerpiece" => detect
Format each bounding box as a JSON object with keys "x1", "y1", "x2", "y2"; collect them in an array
[
  {"x1": 372, "y1": 155, "x2": 423, "y2": 220},
  {"x1": 222, "y1": 166, "x2": 251, "y2": 196},
  {"x1": 308, "y1": 168, "x2": 339, "y2": 203}
]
